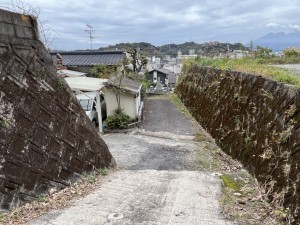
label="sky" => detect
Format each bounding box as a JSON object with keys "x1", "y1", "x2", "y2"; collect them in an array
[{"x1": 1, "y1": 0, "x2": 300, "y2": 50}]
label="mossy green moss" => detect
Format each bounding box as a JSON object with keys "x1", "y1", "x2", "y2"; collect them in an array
[{"x1": 220, "y1": 174, "x2": 242, "y2": 191}]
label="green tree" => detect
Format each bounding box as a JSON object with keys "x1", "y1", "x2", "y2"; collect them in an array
[
  {"x1": 91, "y1": 65, "x2": 117, "y2": 78},
  {"x1": 128, "y1": 48, "x2": 148, "y2": 72},
  {"x1": 254, "y1": 45, "x2": 272, "y2": 58},
  {"x1": 283, "y1": 49, "x2": 300, "y2": 57}
]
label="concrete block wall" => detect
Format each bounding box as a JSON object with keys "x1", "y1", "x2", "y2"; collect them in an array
[
  {"x1": 176, "y1": 65, "x2": 300, "y2": 223},
  {"x1": 0, "y1": 9, "x2": 114, "y2": 210}
]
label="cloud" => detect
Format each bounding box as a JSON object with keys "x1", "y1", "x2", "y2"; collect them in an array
[
  {"x1": 266, "y1": 22, "x2": 284, "y2": 28},
  {"x1": 265, "y1": 22, "x2": 300, "y2": 32},
  {"x1": 1, "y1": 0, "x2": 300, "y2": 50},
  {"x1": 288, "y1": 24, "x2": 300, "y2": 31}
]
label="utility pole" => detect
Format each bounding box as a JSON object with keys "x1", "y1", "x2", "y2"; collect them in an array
[
  {"x1": 227, "y1": 43, "x2": 230, "y2": 52},
  {"x1": 85, "y1": 24, "x2": 96, "y2": 50},
  {"x1": 226, "y1": 43, "x2": 230, "y2": 58}
]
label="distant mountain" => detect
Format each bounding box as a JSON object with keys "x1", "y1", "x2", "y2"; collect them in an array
[
  {"x1": 253, "y1": 32, "x2": 300, "y2": 51},
  {"x1": 99, "y1": 41, "x2": 248, "y2": 58}
]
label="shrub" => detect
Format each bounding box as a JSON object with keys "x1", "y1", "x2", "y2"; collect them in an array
[{"x1": 106, "y1": 109, "x2": 131, "y2": 129}]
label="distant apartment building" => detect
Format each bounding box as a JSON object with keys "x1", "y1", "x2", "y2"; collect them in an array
[
  {"x1": 177, "y1": 49, "x2": 198, "y2": 60},
  {"x1": 218, "y1": 50, "x2": 251, "y2": 59}
]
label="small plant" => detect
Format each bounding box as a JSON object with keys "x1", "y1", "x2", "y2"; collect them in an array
[
  {"x1": 285, "y1": 104, "x2": 297, "y2": 118},
  {"x1": 278, "y1": 126, "x2": 293, "y2": 144},
  {"x1": 98, "y1": 168, "x2": 108, "y2": 176},
  {"x1": 1, "y1": 117, "x2": 11, "y2": 128},
  {"x1": 106, "y1": 109, "x2": 131, "y2": 129},
  {"x1": 274, "y1": 208, "x2": 290, "y2": 221},
  {"x1": 87, "y1": 175, "x2": 95, "y2": 184},
  {"x1": 0, "y1": 213, "x2": 6, "y2": 222},
  {"x1": 57, "y1": 77, "x2": 65, "y2": 90},
  {"x1": 259, "y1": 88, "x2": 274, "y2": 100},
  {"x1": 194, "y1": 132, "x2": 207, "y2": 142},
  {"x1": 37, "y1": 195, "x2": 46, "y2": 203}
]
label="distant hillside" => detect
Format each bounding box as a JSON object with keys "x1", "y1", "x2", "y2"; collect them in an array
[
  {"x1": 98, "y1": 42, "x2": 164, "y2": 58},
  {"x1": 253, "y1": 32, "x2": 300, "y2": 51},
  {"x1": 160, "y1": 42, "x2": 247, "y2": 57},
  {"x1": 99, "y1": 42, "x2": 248, "y2": 58}
]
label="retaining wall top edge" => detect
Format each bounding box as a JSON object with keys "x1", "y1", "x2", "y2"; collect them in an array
[{"x1": 189, "y1": 65, "x2": 300, "y2": 91}]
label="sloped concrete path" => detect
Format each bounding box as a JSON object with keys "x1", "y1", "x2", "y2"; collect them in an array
[{"x1": 26, "y1": 98, "x2": 233, "y2": 225}]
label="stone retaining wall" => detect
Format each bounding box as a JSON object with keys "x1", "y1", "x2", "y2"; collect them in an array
[
  {"x1": 176, "y1": 65, "x2": 300, "y2": 223},
  {"x1": 0, "y1": 9, "x2": 114, "y2": 210}
]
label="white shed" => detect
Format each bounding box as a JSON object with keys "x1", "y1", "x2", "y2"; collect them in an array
[{"x1": 104, "y1": 77, "x2": 142, "y2": 119}]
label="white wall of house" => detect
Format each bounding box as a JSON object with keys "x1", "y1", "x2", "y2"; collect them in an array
[{"x1": 105, "y1": 88, "x2": 138, "y2": 119}]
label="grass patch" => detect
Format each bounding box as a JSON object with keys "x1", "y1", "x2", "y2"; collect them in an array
[
  {"x1": 220, "y1": 174, "x2": 242, "y2": 192},
  {"x1": 167, "y1": 93, "x2": 194, "y2": 120},
  {"x1": 194, "y1": 132, "x2": 207, "y2": 142},
  {"x1": 190, "y1": 57, "x2": 300, "y2": 86}
]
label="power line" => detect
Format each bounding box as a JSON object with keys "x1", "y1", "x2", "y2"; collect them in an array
[{"x1": 85, "y1": 24, "x2": 96, "y2": 50}]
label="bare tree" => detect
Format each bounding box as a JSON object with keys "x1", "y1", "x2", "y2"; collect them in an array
[{"x1": 127, "y1": 48, "x2": 148, "y2": 72}]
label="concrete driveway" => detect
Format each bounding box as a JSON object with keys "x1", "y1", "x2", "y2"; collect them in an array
[
  {"x1": 26, "y1": 97, "x2": 233, "y2": 225},
  {"x1": 273, "y1": 64, "x2": 300, "y2": 75}
]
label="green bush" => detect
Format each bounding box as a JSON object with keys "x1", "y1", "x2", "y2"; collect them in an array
[{"x1": 106, "y1": 109, "x2": 131, "y2": 129}]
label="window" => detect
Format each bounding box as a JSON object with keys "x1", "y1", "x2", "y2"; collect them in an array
[{"x1": 79, "y1": 99, "x2": 92, "y2": 111}]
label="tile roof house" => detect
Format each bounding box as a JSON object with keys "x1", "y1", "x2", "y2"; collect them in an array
[
  {"x1": 50, "y1": 50, "x2": 126, "y2": 74},
  {"x1": 147, "y1": 68, "x2": 178, "y2": 87}
]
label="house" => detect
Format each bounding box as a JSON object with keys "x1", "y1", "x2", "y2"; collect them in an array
[
  {"x1": 50, "y1": 50, "x2": 126, "y2": 75},
  {"x1": 64, "y1": 76, "x2": 143, "y2": 131},
  {"x1": 147, "y1": 68, "x2": 177, "y2": 87},
  {"x1": 104, "y1": 77, "x2": 142, "y2": 119}
]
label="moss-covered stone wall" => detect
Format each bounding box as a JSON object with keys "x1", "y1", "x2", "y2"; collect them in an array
[
  {"x1": 176, "y1": 65, "x2": 300, "y2": 223},
  {"x1": 0, "y1": 9, "x2": 115, "y2": 211}
]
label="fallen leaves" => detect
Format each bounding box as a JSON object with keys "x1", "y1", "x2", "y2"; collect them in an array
[{"x1": 0, "y1": 170, "x2": 110, "y2": 225}]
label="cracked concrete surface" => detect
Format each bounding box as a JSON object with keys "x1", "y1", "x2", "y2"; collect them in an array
[{"x1": 26, "y1": 98, "x2": 234, "y2": 225}]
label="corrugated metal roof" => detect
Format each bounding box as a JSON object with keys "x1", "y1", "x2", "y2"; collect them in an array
[
  {"x1": 65, "y1": 77, "x2": 107, "y2": 91},
  {"x1": 50, "y1": 51, "x2": 126, "y2": 67},
  {"x1": 108, "y1": 77, "x2": 142, "y2": 94}
]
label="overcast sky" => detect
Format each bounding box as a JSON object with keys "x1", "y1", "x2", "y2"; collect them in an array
[{"x1": 1, "y1": 0, "x2": 300, "y2": 50}]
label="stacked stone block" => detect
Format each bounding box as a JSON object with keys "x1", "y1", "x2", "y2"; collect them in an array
[
  {"x1": 176, "y1": 65, "x2": 300, "y2": 223},
  {"x1": 0, "y1": 9, "x2": 114, "y2": 210}
]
